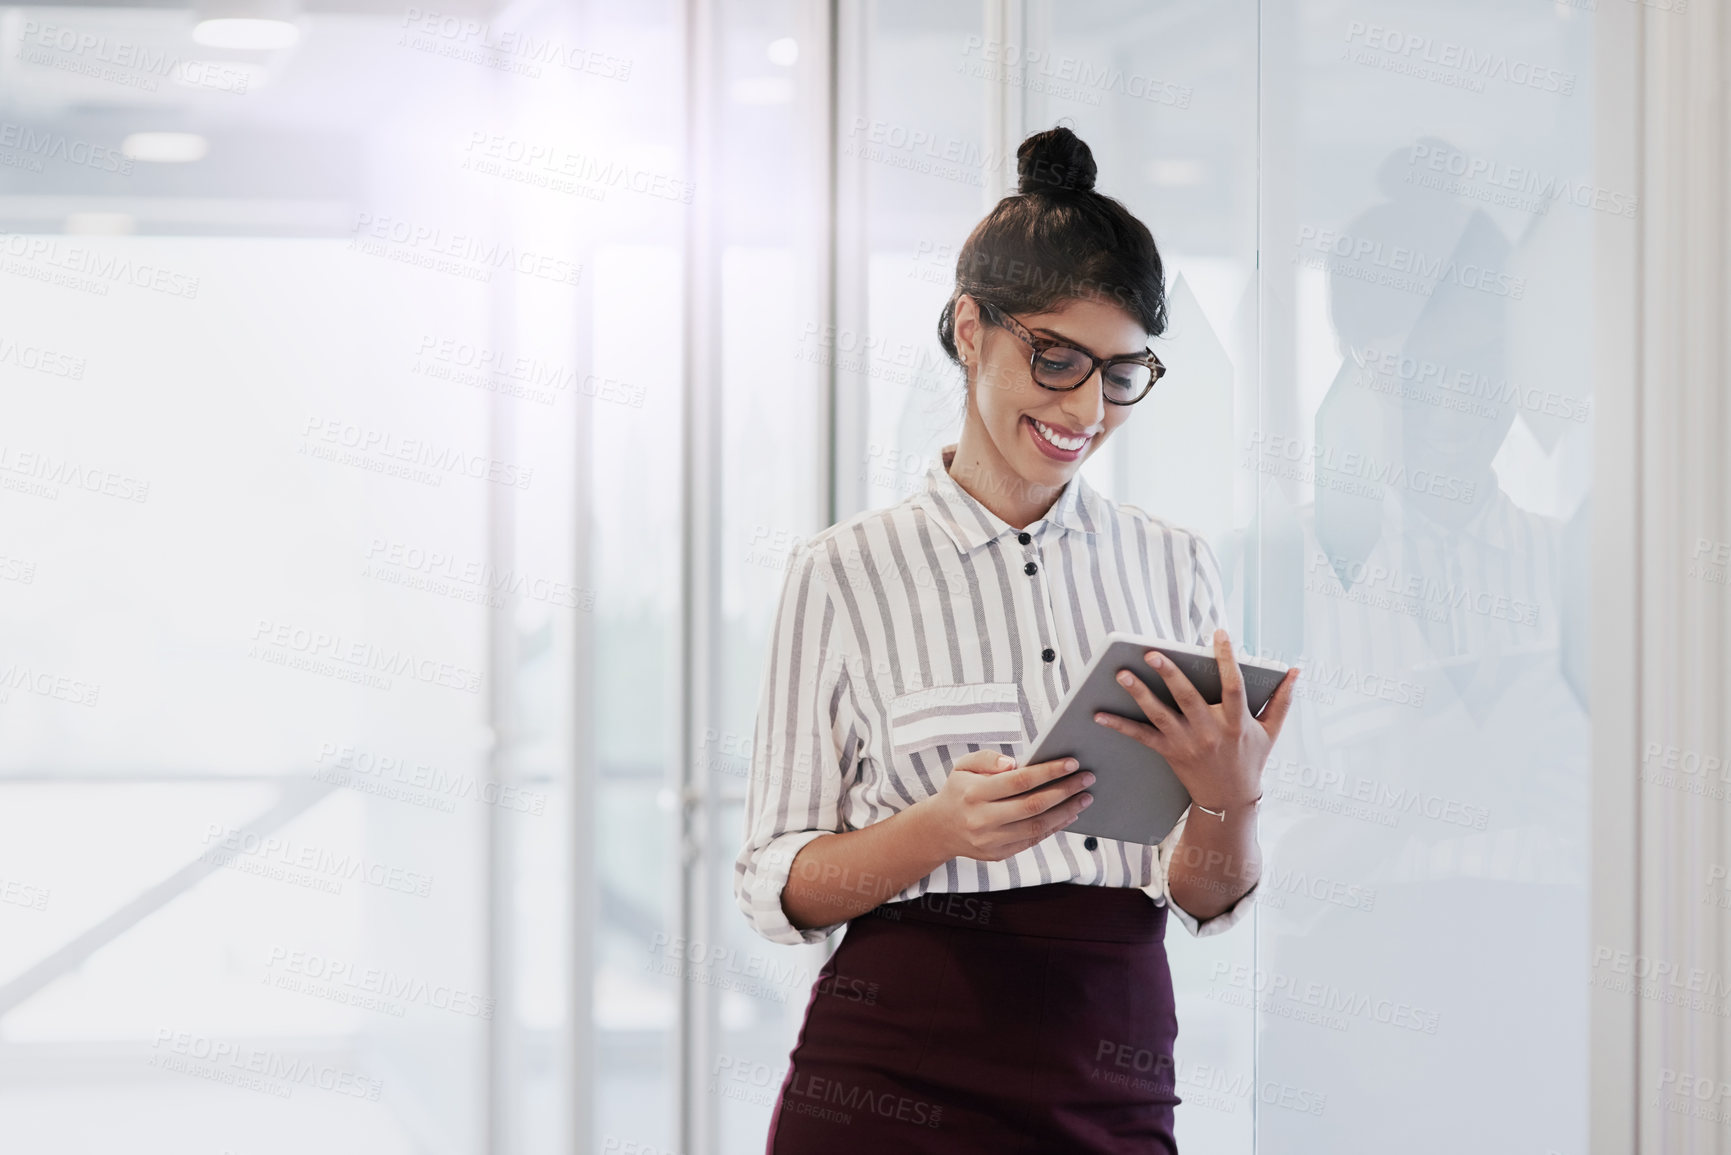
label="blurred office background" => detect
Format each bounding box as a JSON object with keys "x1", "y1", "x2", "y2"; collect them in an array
[{"x1": 1, "y1": 0, "x2": 1722, "y2": 1152}]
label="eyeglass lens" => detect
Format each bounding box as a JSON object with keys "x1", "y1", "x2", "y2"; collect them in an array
[{"x1": 1031, "y1": 345, "x2": 1153, "y2": 402}]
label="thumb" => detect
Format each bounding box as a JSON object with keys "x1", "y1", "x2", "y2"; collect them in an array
[
  {"x1": 1257, "y1": 667, "x2": 1301, "y2": 739},
  {"x1": 953, "y1": 749, "x2": 1016, "y2": 775}
]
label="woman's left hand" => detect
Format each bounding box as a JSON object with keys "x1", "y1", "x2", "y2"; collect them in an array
[{"x1": 1093, "y1": 628, "x2": 1299, "y2": 812}]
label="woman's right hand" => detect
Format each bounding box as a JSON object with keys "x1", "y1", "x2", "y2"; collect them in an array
[{"x1": 920, "y1": 750, "x2": 1095, "y2": 862}]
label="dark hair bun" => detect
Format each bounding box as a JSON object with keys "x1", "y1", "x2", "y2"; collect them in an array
[
  {"x1": 1016, "y1": 126, "x2": 1098, "y2": 195},
  {"x1": 935, "y1": 121, "x2": 1168, "y2": 363}
]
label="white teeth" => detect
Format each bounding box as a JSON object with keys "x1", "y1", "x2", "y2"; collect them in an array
[{"x1": 1031, "y1": 418, "x2": 1088, "y2": 452}]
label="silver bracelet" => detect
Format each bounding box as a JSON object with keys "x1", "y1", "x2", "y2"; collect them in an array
[{"x1": 1191, "y1": 793, "x2": 1262, "y2": 822}]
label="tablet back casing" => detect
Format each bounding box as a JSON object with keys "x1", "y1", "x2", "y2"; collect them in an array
[{"x1": 1023, "y1": 634, "x2": 1288, "y2": 846}]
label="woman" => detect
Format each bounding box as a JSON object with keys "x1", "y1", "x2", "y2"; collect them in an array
[{"x1": 734, "y1": 126, "x2": 1300, "y2": 1153}]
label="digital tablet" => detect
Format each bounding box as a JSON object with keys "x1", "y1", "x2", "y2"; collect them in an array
[{"x1": 1024, "y1": 632, "x2": 1290, "y2": 846}]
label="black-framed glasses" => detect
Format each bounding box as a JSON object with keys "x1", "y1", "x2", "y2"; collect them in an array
[{"x1": 976, "y1": 298, "x2": 1165, "y2": 405}]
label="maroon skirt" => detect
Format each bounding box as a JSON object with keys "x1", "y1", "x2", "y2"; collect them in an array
[{"x1": 765, "y1": 882, "x2": 1180, "y2": 1154}]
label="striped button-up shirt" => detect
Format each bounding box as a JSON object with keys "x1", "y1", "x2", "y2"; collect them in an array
[{"x1": 733, "y1": 443, "x2": 1257, "y2": 946}]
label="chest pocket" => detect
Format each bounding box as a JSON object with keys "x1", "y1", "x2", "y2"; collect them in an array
[{"x1": 887, "y1": 681, "x2": 1028, "y2": 778}]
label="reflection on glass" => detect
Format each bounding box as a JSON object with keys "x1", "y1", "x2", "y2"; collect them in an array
[{"x1": 1247, "y1": 9, "x2": 1594, "y2": 1152}]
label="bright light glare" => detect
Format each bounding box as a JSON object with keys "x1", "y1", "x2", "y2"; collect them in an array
[
  {"x1": 122, "y1": 132, "x2": 210, "y2": 163},
  {"x1": 192, "y1": 18, "x2": 299, "y2": 50},
  {"x1": 767, "y1": 37, "x2": 798, "y2": 66}
]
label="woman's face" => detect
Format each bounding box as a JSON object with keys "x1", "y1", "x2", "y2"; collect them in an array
[{"x1": 953, "y1": 293, "x2": 1149, "y2": 494}]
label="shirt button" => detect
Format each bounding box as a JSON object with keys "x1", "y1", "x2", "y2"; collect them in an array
[
  {"x1": 1083, "y1": 836, "x2": 1098, "y2": 851},
  {"x1": 1042, "y1": 647, "x2": 1056, "y2": 663},
  {"x1": 1017, "y1": 532, "x2": 1032, "y2": 545},
  {"x1": 1024, "y1": 561, "x2": 1038, "y2": 576}
]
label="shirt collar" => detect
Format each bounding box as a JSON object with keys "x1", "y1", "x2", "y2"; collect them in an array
[{"x1": 917, "y1": 443, "x2": 1106, "y2": 555}]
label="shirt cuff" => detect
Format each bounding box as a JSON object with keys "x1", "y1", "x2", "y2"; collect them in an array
[
  {"x1": 1148, "y1": 875, "x2": 1259, "y2": 938},
  {"x1": 1146, "y1": 805, "x2": 1259, "y2": 937},
  {"x1": 736, "y1": 829, "x2": 845, "y2": 946}
]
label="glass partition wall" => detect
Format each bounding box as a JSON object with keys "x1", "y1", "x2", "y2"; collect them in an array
[
  {"x1": 0, "y1": 2, "x2": 1601, "y2": 1153},
  {"x1": 1253, "y1": 7, "x2": 1595, "y2": 1152}
]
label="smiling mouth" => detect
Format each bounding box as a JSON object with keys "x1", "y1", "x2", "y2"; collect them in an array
[{"x1": 1026, "y1": 416, "x2": 1092, "y2": 453}]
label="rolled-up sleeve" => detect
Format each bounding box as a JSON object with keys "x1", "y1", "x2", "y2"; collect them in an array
[
  {"x1": 1147, "y1": 808, "x2": 1259, "y2": 937},
  {"x1": 733, "y1": 541, "x2": 854, "y2": 946},
  {"x1": 1139, "y1": 528, "x2": 1259, "y2": 936}
]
